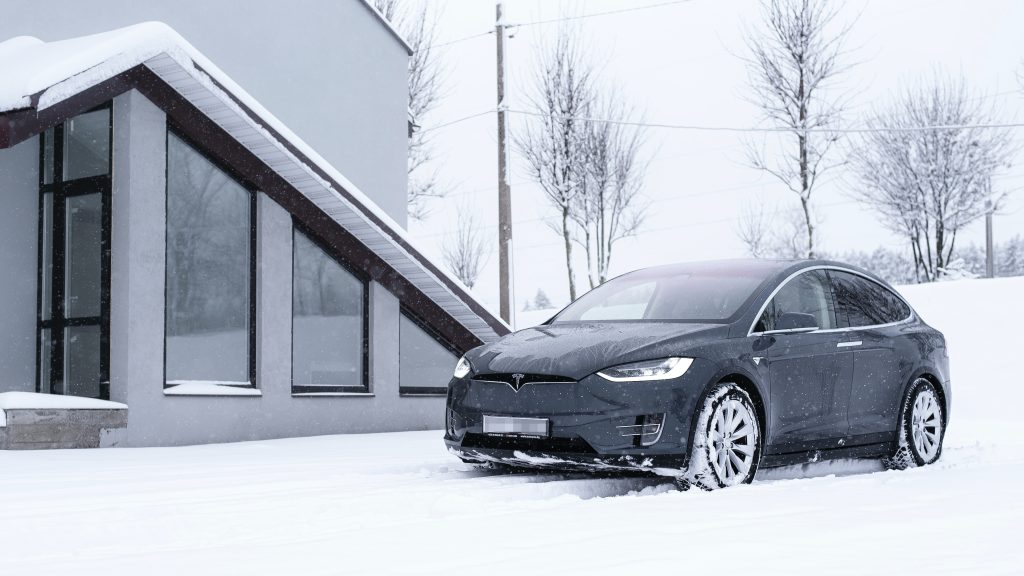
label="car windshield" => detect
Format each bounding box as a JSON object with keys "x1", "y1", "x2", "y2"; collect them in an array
[{"x1": 552, "y1": 265, "x2": 769, "y2": 323}]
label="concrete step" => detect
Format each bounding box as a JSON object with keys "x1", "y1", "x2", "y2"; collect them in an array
[{"x1": 0, "y1": 408, "x2": 127, "y2": 449}]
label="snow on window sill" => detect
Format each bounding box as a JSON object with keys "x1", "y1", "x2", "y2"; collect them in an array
[{"x1": 164, "y1": 382, "x2": 261, "y2": 397}]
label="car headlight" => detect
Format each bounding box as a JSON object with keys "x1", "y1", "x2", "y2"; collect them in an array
[
  {"x1": 596, "y1": 357, "x2": 693, "y2": 382},
  {"x1": 453, "y1": 356, "x2": 472, "y2": 379}
]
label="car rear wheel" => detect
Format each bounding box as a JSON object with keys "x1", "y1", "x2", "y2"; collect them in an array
[
  {"x1": 684, "y1": 383, "x2": 762, "y2": 490},
  {"x1": 886, "y1": 378, "x2": 944, "y2": 470}
]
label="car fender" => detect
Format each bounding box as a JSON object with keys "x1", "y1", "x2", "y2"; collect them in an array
[
  {"x1": 682, "y1": 360, "x2": 767, "y2": 469},
  {"x1": 897, "y1": 363, "x2": 952, "y2": 429}
]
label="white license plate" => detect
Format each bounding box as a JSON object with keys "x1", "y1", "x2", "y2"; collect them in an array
[{"x1": 483, "y1": 415, "x2": 549, "y2": 437}]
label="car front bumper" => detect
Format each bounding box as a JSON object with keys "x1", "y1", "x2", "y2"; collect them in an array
[{"x1": 443, "y1": 359, "x2": 717, "y2": 476}]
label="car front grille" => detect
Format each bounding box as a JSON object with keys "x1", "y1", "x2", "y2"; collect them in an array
[
  {"x1": 472, "y1": 373, "x2": 576, "y2": 386},
  {"x1": 461, "y1": 433, "x2": 597, "y2": 455}
]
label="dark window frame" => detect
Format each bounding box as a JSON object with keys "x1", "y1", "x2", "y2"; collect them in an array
[
  {"x1": 163, "y1": 125, "x2": 259, "y2": 389},
  {"x1": 290, "y1": 221, "x2": 371, "y2": 395},
  {"x1": 36, "y1": 102, "x2": 113, "y2": 399},
  {"x1": 398, "y1": 305, "x2": 460, "y2": 397}
]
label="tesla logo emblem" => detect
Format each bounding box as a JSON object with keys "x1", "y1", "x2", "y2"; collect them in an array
[{"x1": 509, "y1": 373, "x2": 526, "y2": 392}]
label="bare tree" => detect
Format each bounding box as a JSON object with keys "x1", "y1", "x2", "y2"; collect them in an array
[
  {"x1": 848, "y1": 76, "x2": 1014, "y2": 282},
  {"x1": 736, "y1": 201, "x2": 772, "y2": 258},
  {"x1": 735, "y1": 200, "x2": 810, "y2": 259},
  {"x1": 372, "y1": 0, "x2": 445, "y2": 220},
  {"x1": 442, "y1": 208, "x2": 490, "y2": 289},
  {"x1": 516, "y1": 29, "x2": 595, "y2": 300},
  {"x1": 745, "y1": 0, "x2": 853, "y2": 258},
  {"x1": 573, "y1": 96, "x2": 648, "y2": 287}
]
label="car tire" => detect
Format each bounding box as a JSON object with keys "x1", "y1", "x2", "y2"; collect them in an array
[
  {"x1": 684, "y1": 382, "x2": 762, "y2": 490},
  {"x1": 885, "y1": 378, "x2": 945, "y2": 470}
]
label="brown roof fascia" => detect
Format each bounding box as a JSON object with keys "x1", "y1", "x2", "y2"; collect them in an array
[{"x1": 0, "y1": 72, "x2": 136, "y2": 150}]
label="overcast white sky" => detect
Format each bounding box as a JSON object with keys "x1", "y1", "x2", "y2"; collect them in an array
[{"x1": 407, "y1": 0, "x2": 1024, "y2": 318}]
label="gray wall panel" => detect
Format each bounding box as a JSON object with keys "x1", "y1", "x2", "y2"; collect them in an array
[{"x1": 0, "y1": 137, "x2": 39, "y2": 392}]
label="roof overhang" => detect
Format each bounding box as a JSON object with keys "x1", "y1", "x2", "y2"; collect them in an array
[{"x1": 0, "y1": 23, "x2": 508, "y2": 349}]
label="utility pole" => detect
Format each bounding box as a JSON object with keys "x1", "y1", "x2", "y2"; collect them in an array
[
  {"x1": 496, "y1": 1, "x2": 513, "y2": 323},
  {"x1": 985, "y1": 199, "x2": 995, "y2": 279}
]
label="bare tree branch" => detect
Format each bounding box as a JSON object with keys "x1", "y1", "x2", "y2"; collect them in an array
[
  {"x1": 442, "y1": 207, "x2": 490, "y2": 289},
  {"x1": 576, "y1": 93, "x2": 649, "y2": 285},
  {"x1": 515, "y1": 27, "x2": 596, "y2": 300},
  {"x1": 744, "y1": 0, "x2": 854, "y2": 258}
]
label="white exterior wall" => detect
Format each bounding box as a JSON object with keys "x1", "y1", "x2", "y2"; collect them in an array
[
  {"x1": 110, "y1": 90, "x2": 443, "y2": 447},
  {"x1": 0, "y1": 136, "x2": 39, "y2": 392}
]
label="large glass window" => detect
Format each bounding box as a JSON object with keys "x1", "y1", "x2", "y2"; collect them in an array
[
  {"x1": 292, "y1": 229, "x2": 367, "y2": 393},
  {"x1": 399, "y1": 311, "x2": 459, "y2": 396},
  {"x1": 830, "y1": 271, "x2": 911, "y2": 328},
  {"x1": 165, "y1": 133, "x2": 254, "y2": 385},
  {"x1": 38, "y1": 107, "x2": 111, "y2": 399},
  {"x1": 755, "y1": 270, "x2": 836, "y2": 333}
]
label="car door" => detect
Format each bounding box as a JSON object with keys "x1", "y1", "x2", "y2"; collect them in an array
[
  {"x1": 829, "y1": 270, "x2": 913, "y2": 444},
  {"x1": 754, "y1": 270, "x2": 854, "y2": 452}
]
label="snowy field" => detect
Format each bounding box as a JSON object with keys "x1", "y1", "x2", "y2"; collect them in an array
[{"x1": 1, "y1": 278, "x2": 1022, "y2": 575}]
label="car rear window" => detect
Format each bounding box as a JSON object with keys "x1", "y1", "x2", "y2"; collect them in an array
[
  {"x1": 552, "y1": 267, "x2": 767, "y2": 323},
  {"x1": 830, "y1": 270, "x2": 912, "y2": 327}
]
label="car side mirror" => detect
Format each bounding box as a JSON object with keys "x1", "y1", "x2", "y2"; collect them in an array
[{"x1": 775, "y1": 312, "x2": 819, "y2": 332}]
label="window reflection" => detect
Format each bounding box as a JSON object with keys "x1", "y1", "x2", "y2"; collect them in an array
[
  {"x1": 399, "y1": 313, "x2": 458, "y2": 393},
  {"x1": 292, "y1": 230, "x2": 366, "y2": 391},
  {"x1": 65, "y1": 193, "x2": 102, "y2": 318},
  {"x1": 831, "y1": 272, "x2": 910, "y2": 327},
  {"x1": 756, "y1": 271, "x2": 835, "y2": 332},
  {"x1": 165, "y1": 134, "x2": 252, "y2": 384},
  {"x1": 63, "y1": 109, "x2": 110, "y2": 181}
]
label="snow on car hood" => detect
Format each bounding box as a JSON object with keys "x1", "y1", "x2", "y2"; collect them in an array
[{"x1": 467, "y1": 321, "x2": 726, "y2": 380}]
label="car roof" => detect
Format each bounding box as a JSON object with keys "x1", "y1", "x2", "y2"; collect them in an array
[
  {"x1": 625, "y1": 258, "x2": 888, "y2": 286},
  {"x1": 623, "y1": 258, "x2": 802, "y2": 281}
]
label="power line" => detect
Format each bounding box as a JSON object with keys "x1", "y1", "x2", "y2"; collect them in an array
[
  {"x1": 418, "y1": 107, "x2": 1024, "y2": 134},
  {"x1": 428, "y1": 30, "x2": 493, "y2": 50},
  {"x1": 512, "y1": 0, "x2": 697, "y2": 27},
  {"x1": 415, "y1": 179, "x2": 779, "y2": 240},
  {"x1": 417, "y1": 110, "x2": 495, "y2": 133},
  {"x1": 512, "y1": 200, "x2": 861, "y2": 251},
  {"x1": 508, "y1": 108, "x2": 1024, "y2": 134}
]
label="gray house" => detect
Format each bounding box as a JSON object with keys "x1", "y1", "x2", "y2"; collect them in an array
[{"x1": 0, "y1": 5, "x2": 507, "y2": 448}]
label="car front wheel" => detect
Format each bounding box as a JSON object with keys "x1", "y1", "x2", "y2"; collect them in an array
[{"x1": 684, "y1": 382, "x2": 762, "y2": 490}]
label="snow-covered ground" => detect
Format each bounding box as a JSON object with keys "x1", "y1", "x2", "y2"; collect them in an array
[{"x1": 1, "y1": 277, "x2": 1021, "y2": 575}]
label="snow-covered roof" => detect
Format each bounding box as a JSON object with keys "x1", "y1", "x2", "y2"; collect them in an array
[{"x1": 0, "y1": 22, "x2": 508, "y2": 346}]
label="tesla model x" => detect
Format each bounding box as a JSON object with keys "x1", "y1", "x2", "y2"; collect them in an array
[{"x1": 444, "y1": 259, "x2": 949, "y2": 490}]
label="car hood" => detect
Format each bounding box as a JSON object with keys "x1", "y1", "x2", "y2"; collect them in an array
[{"x1": 467, "y1": 322, "x2": 726, "y2": 381}]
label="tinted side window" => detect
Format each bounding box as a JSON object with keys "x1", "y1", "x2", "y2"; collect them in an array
[
  {"x1": 830, "y1": 271, "x2": 911, "y2": 327},
  {"x1": 755, "y1": 270, "x2": 835, "y2": 332}
]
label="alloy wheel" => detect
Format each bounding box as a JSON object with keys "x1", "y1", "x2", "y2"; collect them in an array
[
  {"x1": 911, "y1": 388, "x2": 942, "y2": 463},
  {"x1": 709, "y1": 398, "x2": 758, "y2": 485}
]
